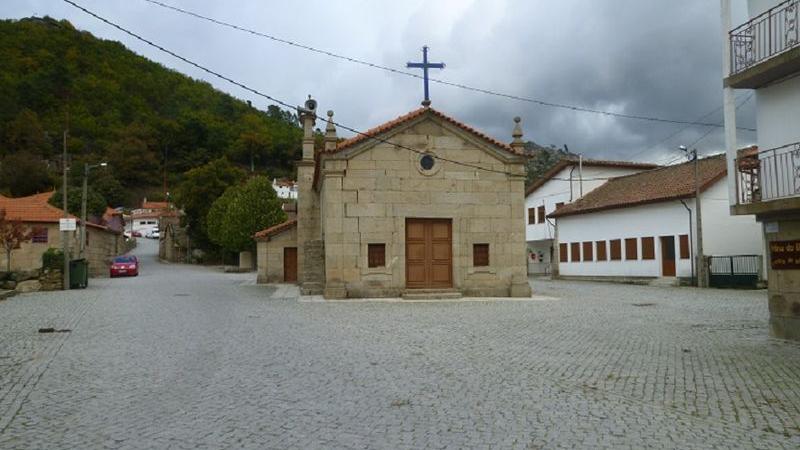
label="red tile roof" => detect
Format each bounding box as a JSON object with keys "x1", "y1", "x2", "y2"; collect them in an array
[
  {"x1": 549, "y1": 154, "x2": 727, "y2": 218},
  {"x1": 0, "y1": 192, "x2": 114, "y2": 232},
  {"x1": 253, "y1": 219, "x2": 297, "y2": 241},
  {"x1": 328, "y1": 107, "x2": 519, "y2": 155},
  {"x1": 142, "y1": 200, "x2": 169, "y2": 210},
  {"x1": 525, "y1": 157, "x2": 659, "y2": 197}
]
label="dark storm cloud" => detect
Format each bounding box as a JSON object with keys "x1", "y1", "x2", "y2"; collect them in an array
[{"x1": 2, "y1": 0, "x2": 754, "y2": 164}]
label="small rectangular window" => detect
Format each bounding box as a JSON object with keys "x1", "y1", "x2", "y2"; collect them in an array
[
  {"x1": 679, "y1": 234, "x2": 690, "y2": 259},
  {"x1": 559, "y1": 243, "x2": 568, "y2": 262},
  {"x1": 570, "y1": 242, "x2": 580, "y2": 262},
  {"x1": 625, "y1": 238, "x2": 637, "y2": 260},
  {"x1": 473, "y1": 243, "x2": 489, "y2": 266},
  {"x1": 596, "y1": 241, "x2": 607, "y2": 261},
  {"x1": 537, "y1": 205, "x2": 546, "y2": 224},
  {"x1": 528, "y1": 208, "x2": 535, "y2": 225},
  {"x1": 368, "y1": 243, "x2": 385, "y2": 268},
  {"x1": 31, "y1": 227, "x2": 48, "y2": 244},
  {"x1": 85, "y1": 231, "x2": 90, "y2": 247},
  {"x1": 582, "y1": 242, "x2": 593, "y2": 262},
  {"x1": 642, "y1": 237, "x2": 655, "y2": 260},
  {"x1": 610, "y1": 239, "x2": 622, "y2": 260}
]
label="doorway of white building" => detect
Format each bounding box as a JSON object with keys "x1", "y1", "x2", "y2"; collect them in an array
[{"x1": 660, "y1": 236, "x2": 676, "y2": 277}]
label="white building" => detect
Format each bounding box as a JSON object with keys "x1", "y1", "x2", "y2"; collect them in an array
[
  {"x1": 272, "y1": 179, "x2": 298, "y2": 200},
  {"x1": 550, "y1": 155, "x2": 764, "y2": 282},
  {"x1": 524, "y1": 158, "x2": 657, "y2": 274},
  {"x1": 721, "y1": 0, "x2": 800, "y2": 339}
]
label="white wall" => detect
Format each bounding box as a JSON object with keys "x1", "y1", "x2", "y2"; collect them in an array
[
  {"x1": 525, "y1": 165, "x2": 647, "y2": 242},
  {"x1": 556, "y1": 178, "x2": 764, "y2": 278},
  {"x1": 756, "y1": 75, "x2": 800, "y2": 151}
]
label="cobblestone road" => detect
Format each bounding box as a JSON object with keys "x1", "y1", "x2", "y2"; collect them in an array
[{"x1": 1, "y1": 239, "x2": 799, "y2": 449}]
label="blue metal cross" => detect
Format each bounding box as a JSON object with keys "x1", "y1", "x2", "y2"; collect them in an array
[{"x1": 407, "y1": 46, "x2": 445, "y2": 107}]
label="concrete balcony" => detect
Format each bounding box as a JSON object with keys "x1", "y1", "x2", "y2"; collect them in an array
[
  {"x1": 734, "y1": 142, "x2": 800, "y2": 216},
  {"x1": 725, "y1": 0, "x2": 800, "y2": 89}
]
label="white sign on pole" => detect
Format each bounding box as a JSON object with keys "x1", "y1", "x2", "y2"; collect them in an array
[{"x1": 59, "y1": 218, "x2": 77, "y2": 231}]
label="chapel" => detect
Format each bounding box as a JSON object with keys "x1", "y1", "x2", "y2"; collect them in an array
[{"x1": 255, "y1": 97, "x2": 532, "y2": 299}]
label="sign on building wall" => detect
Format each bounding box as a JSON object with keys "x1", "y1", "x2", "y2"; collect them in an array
[
  {"x1": 769, "y1": 240, "x2": 800, "y2": 269},
  {"x1": 59, "y1": 218, "x2": 77, "y2": 231}
]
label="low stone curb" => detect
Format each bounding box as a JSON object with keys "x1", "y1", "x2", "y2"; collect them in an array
[{"x1": 0, "y1": 290, "x2": 16, "y2": 301}]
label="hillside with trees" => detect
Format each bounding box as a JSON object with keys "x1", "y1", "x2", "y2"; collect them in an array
[{"x1": 0, "y1": 17, "x2": 302, "y2": 204}]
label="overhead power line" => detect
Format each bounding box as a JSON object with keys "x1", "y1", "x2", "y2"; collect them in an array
[
  {"x1": 139, "y1": 0, "x2": 755, "y2": 132},
  {"x1": 62, "y1": 0, "x2": 521, "y2": 177}
]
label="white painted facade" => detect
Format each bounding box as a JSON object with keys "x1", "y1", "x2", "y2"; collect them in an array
[
  {"x1": 556, "y1": 177, "x2": 764, "y2": 279},
  {"x1": 272, "y1": 179, "x2": 298, "y2": 200},
  {"x1": 131, "y1": 218, "x2": 159, "y2": 234},
  {"x1": 525, "y1": 163, "x2": 651, "y2": 274}
]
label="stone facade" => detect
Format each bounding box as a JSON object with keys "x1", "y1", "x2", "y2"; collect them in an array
[
  {"x1": 256, "y1": 225, "x2": 298, "y2": 283},
  {"x1": 256, "y1": 102, "x2": 531, "y2": 299},
  {"x1": 765, "y1": 218, "x2": 800, "y2": 340}
]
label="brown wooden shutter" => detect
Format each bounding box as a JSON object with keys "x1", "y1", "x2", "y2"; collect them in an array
[
  {"x1": 537, "y1": 205, "x2": 546, "y2": 224},
  {"x1": 625, "y1": 238, "x2": 637, "y2": 260},
  {"x1": 679, "y1": 234, "x2": 690, "y2": 259},
  {"x1": 559, "y1": 243, "x2": 568, "y2": 262},
  {"x1": 368, "y1": 243, "x2": 385, "y2": 268},
  {"x1": 641, "y1": 237, "x2": 655, "y2": 260},
  {"x1": 596, "y1": 241, "x2": 607, "y2": 261},
  {"x1": 473, "y1": 243, "x2": 489, "y2": 266},
  {"x1": 610, "y1": 239, "x2": 622, "y2": 260},
  {"x1": 570, "y1": 242, "x2": 580, "y2": 262},
  {"x1": 528, "y1": 208, "x2": 535, "y2": 225},
  {"x1": 582, "y1": 242, "x2": 593, "y2": 262}
]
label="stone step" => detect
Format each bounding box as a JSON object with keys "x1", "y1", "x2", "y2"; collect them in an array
[{"x1": 402, "y1": 289, "x2": 463, "y2": 300}]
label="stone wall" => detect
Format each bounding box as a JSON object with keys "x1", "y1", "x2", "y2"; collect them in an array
[
  {"x1": 256, "y1": 226, "x2": 298, "y2": 284},
  {"x1": 766, "y1": 218, "x2": 800, "y2": 340},
  {"x1": 319, "y1": 118, "x2": 530, "y2": 298}
]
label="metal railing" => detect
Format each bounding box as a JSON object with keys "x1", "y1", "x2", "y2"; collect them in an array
[
  {"x1": 730, "y1": 0, "x2": 799, "y2": 74},
  {"x1": 736, "y1": 142, "x2": 800, "y2": 204}
]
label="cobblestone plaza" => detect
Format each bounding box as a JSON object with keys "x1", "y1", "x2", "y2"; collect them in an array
[{"x1": 1, "y1": 241, "x2": 799, "y2": 449}]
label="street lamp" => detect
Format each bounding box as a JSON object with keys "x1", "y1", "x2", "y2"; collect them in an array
[
  {"x1": 679, "y1": 145, "x2": 705, "y2": 287},
  {"x1": 80, "y1": 162, "x2": 107, "y2": 257}
]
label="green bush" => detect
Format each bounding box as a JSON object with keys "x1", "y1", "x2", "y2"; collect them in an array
[{"x1": 42, "y1": 248, "x2": 64, "y2": 271}]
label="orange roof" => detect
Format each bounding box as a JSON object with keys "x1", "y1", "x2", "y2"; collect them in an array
[
  {"x1": 253, "y1": 219, "x2": 297, "y2": 241},
  {"x1": 142, "y1": 200, "x2": 169, "y2": 210},
  {"x1": 329, "y1": 107, "x2": 519, "y2": 155},
  {"x1": 0, "y1": 192, "x2": 114, "y2": 232},
  {"x1": 549, "y1": 154, "x2": 727, "y2": 218},
  {"x1": 525, "y1": 157, "x2": 659, "y2": 196}
]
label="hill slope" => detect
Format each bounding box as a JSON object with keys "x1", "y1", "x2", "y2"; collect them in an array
[{"x1": 0, "y1": 17, "x2": 301, "y2": 203}]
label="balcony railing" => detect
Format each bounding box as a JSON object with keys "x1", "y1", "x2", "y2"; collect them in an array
[
  {"x1": 736, "y1": 142, "x2": 800, "y2": 205},
  {"x1": 730, "y1": 0, "x2": 799, "y2": 75}
]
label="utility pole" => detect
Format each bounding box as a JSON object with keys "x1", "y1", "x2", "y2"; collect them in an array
[
  {"x1": 62, "y1": 130, "x2": 70, "y2": 290},
  {"x1": 681, "y1": 145, "x2": 705, "y2": 287},
  {"x1": 81, "y1": 162, "x2": 107, "y2": 257}
]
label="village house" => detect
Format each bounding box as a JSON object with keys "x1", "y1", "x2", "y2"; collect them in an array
[
  {"x1": 524, "y1": 158, "x2": 657, "y2": 275},
  {"x1": 272, "y1": 179, "x2": 298, "y2": 200},
  {"x1": 721, "y1": 0, "x2": 800, "y2": 339},
  {"x1": 128, "y1": 198, "x2": 174, "y2": 234},
  {"x1": 0, "y1": 192, "x2": 124, "y2": 277},
  {"x1": 548, "y1": 154, "x2": 764, "y2": 284},
  {"x1": 255, "y1": 98, "x2": 531, "y2": 299}
]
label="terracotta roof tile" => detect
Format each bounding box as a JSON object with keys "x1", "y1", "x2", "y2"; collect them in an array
[
  {"x1": 525, "y1": 158, "x2": 660, "y2": 197},
  {"x1": 253, "y1": 219, "x2": 297, "y2": 240},
  {"x1": 329, "y1": 107, "x2": 519, "y2": 155},
  {"x1": 142, "y1": 200, "x2": 169, "y2": 210},
  {"x1": 0, "y1": 191, "x2": 114, "y2": 232},
  {"x1": 549, "y1": 154, "x2": 727, "y2": 218}
]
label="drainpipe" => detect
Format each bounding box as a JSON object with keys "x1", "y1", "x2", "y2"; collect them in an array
[
  {"x1": 680, "y1": 199, "x2": 695, "y2": 286},
  {"x1": 578, "y1": 154, "x2": 583, "y2": 198},
  {"x1": 568, "y1": 165, "x2": 576, "y2": 202}
]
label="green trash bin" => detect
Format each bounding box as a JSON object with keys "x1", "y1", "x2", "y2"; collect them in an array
[{"x1": 69, "y1": 259, "x2": 89, "y2": 289}]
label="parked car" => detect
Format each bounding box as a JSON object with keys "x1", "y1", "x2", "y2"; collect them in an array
[
  {"x1": 145, "y1": 229, "x2": 160, "y2": 239},
  {"x1": 110, "y1": 255, "x2": 139, "y2": 277},
  {"x1": 131, "y1": 230, "x2": 142, "y2": 237}
]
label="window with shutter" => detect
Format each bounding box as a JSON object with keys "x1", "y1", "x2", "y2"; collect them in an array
[
  {"x1": 31, "y1": 227, "x2": 48, "y2": 243},
  {"x1": 368, "y1": 243, "x2": 385, "y2": 268},
  {"x1": 582, "y1": 242, "x2": 593, "y2": 261},
  {"x1": 610, "y1": 239, "x2": 622, "y2": 260},
  {"x1": 559, "y1": 243, "x2": 568, "y2": 262},
  {"x1": 679, "y1": 234, "x2": 690, "y2": 259},
  {"x1": 570, "y1": 242, "x2": 580, "y2": 262},
  {"x1": 596, "y1": 241, "x2": 607, "y2": 261},
  {"x1": 473, "y1": 243, "x2": 489, "y2": 266},
  {"x1": 642, "y1": 237, "x2": 655, "y2": 260},
  {"x1": 537, "y1": 205, "x2": 546, "y2": 224},
  {"x1": 528, "y1": 208, "x2": 535, "y2": 225},
  {"x1": 625, "y1": 238, "x2": 637, "y2": 260}
]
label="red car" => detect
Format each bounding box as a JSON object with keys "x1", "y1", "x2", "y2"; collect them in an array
[{"x1": 110, "y1": 255, "x2": 139, "y2": 277}]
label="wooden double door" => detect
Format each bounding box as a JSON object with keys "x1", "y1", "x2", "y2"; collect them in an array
[
  {"x1": 406, "y1": 218, "x2": 453, "y2": 289},
  {"x1": 284, "y1": 247, "x2": 297, "y2": 282}
]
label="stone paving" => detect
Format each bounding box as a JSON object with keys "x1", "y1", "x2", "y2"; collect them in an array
[{"x1": 1, "y1": 239, "x2": 799, "y2": 448}]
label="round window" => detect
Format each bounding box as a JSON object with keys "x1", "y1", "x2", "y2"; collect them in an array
[{"x1": 420, "y1": 154, "x2": 435, "y2": 171}]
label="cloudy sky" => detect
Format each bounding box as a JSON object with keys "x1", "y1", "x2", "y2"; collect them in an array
[{"x1": 2, "y1": 0, "x2": 755, "y2": 164}]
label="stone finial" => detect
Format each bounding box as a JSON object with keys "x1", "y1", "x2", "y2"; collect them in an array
[
  {"x1": 324, "y1": 110, "x2": 337, "y2": 152},
  {"x1": 511, "y1": 116, "x2": 524, "y2": 151}
]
